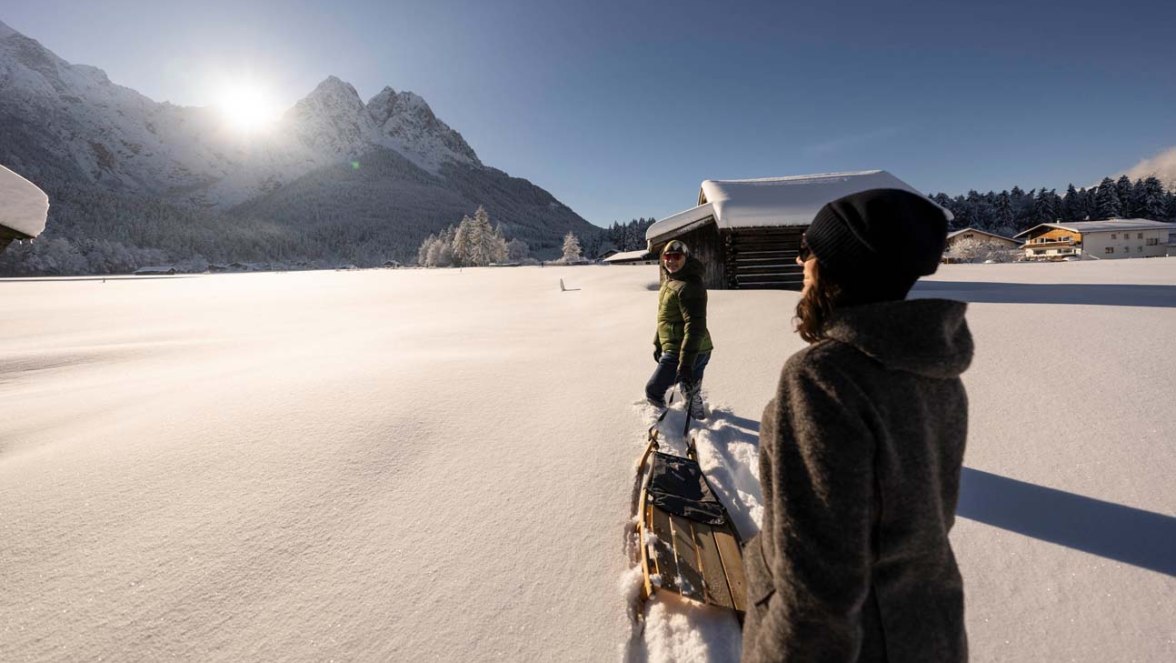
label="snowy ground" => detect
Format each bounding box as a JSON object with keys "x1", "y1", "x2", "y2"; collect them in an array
[{"x1": 1, "y1": 259, "x2": 1174, "y2": 662}]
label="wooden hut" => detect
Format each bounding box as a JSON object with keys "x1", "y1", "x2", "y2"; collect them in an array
[
  {"x1": 0, "y1": 165, "x2": 49, "y2": 253},
  {"x1": 645, "y1": 171, "x2": 947, "y2": 290}
]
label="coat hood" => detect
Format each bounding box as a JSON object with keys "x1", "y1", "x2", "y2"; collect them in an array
[
  {"x1": 662, "y1": 256, "x2": 705, "y2": 282},
  {"x1": 823, "y1": 298, "x2": 972, "y2": 379}
]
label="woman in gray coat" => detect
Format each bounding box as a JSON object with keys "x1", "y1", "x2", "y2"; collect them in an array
[{"x1": 742, "y1": 189, "x2": 973, "y2": 663}]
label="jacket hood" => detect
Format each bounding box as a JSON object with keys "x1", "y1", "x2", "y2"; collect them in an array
[
  {"x1": 663, "y1": 256, "x2": 705, "y2": 282},
  {"x1": 823, "y1": 298, "x2": 973, "y2": 379}
]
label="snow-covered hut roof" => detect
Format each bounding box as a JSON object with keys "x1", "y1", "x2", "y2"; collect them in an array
[
  {"x1": 1013, "y1": 219, "x2": 1174, "y2": 239},
  {"x1": 646, "y1": 170, "x2": 948, "y2": 246},
  {"x1": 601, "y1": 249, "x2": 655, "y2": 264},
  {"x1": 0, "y1": 164, "x2": 49, "y2": 239}
]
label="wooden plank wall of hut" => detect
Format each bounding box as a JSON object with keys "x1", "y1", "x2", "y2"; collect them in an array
[
  {"x1": 723, "y1": 227, "x2": 806, "y2": 290},
  {"x1": 655, "y1": 221, "x2": 725, "y2": 290}
]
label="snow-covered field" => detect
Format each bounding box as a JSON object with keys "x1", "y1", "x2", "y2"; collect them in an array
[{"x1": 2, "y1": 259, "x2": 1174, "y2": 662}]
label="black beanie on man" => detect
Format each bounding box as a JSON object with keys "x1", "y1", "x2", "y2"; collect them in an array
[{"x1": 805, "y1": 188, "x2": 948, "y2": 302}]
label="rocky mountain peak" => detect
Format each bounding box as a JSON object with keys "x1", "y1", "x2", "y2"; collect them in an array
[
  {"x1": 296, "y1": 76, "x2": 365, "y2": 115},
  {"x1": 365, "y1": 87, "x2": 480, "y2": 170},
  {"x1": 283, "y1": 76, "x2": 374, "y2": 157}
]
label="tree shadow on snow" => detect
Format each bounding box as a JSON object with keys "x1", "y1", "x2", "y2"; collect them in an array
[
  {"x1": 912, "y1": 281, "x2": 1176, "y2": 308},
  {"x1": 958, "y1": 468, "x2": 1176, "y2": 577}
]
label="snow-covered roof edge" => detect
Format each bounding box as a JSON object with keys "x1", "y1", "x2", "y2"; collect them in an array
[
  {"x1": 697, "y1": 169, "x2": 888, "y2": 200},
  {"x1": 947, "y1": 227, "x2": 1021, "y2": 243},
  {"x1": 645, "y1": 202, "x2": 716, "y2": 247},
  {"x1": 1013, "y1": 219, "x2": 1175, "y2": 239},
  {"x1": 647, "y1": 170, "x2": 952, "y2": 248},
  {"x1": 0, "y1": 164, "x2": 49, "y2": 238},
  {"x1": 602, "y1": 249, "x2": 654, "y2": 263}
]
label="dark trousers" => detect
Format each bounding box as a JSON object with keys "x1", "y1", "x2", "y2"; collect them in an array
[{"x1": 645, "y1": 351, "x2": 711, "y2": 406}]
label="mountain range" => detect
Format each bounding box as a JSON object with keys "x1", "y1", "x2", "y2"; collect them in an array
[{"x1": 0, "y1": 19, "x2": 598, "y2": 272}]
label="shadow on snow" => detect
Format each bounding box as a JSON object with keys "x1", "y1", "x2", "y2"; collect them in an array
[
  {"x1": 913, "y1": 281, "x2": 1176, "y2": 308},
  {"x1": 958, "y1": 468, "x2": 1176, "y2": 577}
]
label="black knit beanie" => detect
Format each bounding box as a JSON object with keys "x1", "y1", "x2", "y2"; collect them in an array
[{"x1": 805, "y1": 188, "x2": 948, "y2": 301}]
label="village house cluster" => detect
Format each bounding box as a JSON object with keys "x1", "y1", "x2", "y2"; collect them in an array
[{"x1": 599, "y1": 171, "x2": 1176, "y2": 289}]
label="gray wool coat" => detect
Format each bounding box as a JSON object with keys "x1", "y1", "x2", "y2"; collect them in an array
[{"x1": 742, "y1": 298, "x2": 973, "y2": 663}]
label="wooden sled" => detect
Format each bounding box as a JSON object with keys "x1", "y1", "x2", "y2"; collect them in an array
[{"x1": 631, "y1": 418, "x2": 747, "y2": 618}]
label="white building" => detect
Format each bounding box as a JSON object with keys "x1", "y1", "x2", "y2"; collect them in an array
[{"x1": 1014, "y1": 219, "x2": 1174, "y2": 260}]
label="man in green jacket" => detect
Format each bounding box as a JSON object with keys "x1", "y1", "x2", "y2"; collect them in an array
[{"x1": 646, "y1": 239, "x2": 714, "y2": 418}]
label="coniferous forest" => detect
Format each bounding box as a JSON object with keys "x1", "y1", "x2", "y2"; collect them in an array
[{"x1": 930, "y1": 175, "x2": 1176, "y2": 237}]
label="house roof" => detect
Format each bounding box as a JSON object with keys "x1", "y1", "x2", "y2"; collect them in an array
[
  {"x1": 646, "y1": 170, "x2": 949, "y2": 246},
  {"x1": 1014, "y1": 219, "x2": 1174, "y2": 239},
  {"x1": 947, "y1": 227, "x2": 1021, "y2": 244},
  {"x1": 0, "y1": 164, "x2": 49, "y2": 239}
]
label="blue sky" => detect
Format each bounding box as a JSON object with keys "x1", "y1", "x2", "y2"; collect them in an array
[{"x1": 5, "y1": 0, "x2": 1175, "y2": 226}]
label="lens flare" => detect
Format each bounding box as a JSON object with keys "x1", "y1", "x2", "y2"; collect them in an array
[{"x1": 216, "y1": 80, "x2": 280, "y2": 133}]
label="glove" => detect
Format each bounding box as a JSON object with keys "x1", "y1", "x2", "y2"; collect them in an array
[
  {"x1": 653, "y1": 347, "x2": 662, "y2": 362},
  {"x1": 676, "y1": 362, "x2": 695, "y2": 384}
]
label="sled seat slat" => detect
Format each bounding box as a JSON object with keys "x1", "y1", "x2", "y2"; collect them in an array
[
  {"x1": 649, "y1": 506, "x2": 680, "y2": 593},
  {"x1": 690, "y1": 521, "x2": 735, "y2": 609},
  {"x1": 714, "y1": 530, "x2": 748, "y2": 613},
  {"x1": 670, "y1": 514, "x2": 707, "y2": 603}
]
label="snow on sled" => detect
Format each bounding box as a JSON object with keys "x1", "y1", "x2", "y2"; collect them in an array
[{"x1": 631, "y1": 408, "x2": 747, "y2": 617}]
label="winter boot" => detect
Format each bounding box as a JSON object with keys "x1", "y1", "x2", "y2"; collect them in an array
[{"x1": 683, "y1": 382, "x2": 706, "y2": 420}]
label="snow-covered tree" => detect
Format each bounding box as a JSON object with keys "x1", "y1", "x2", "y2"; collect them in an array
[
  {"x1": 452, "y1": 215, "x2": 474, "y2": 267},
  {"x1": 1061, "y1": 185, "x2": 1085, "y2": 221},
  {"x1": 426, "y1": 236, "x2": 454, "y2": 267},
  {"x1": 417, "y1": 233, "x2": 437, "y2": 266},
  {"x1": 945, "y1": 237, "x2": 1018, "y2": 264},
  {"x1": 1115, "y1": 175, "x2": 1134, "y2": 213},
  {"x1": 1033, "y1": 189, "x2": 1060, "y2": 224},
  {"x1": 561, "y1": 231, "x2": 582, "y2": 263},
  {"x1": 506, "y1": 238, "x2": 529, "y2": 262},
  {"x1": 1093, "y1": 177, "x2": 1122, "y2": 219},
  {"x1": 1134, "y1": 177, "x2": 1166, "y2": 220}
]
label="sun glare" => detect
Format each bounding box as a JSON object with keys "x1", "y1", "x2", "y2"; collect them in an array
[{"x1": 216, "y1": 81, "x2": 281, "y2": 134}]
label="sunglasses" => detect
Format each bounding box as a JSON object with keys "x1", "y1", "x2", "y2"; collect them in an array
[
  {"x1": 797, "y1": 235, "x2": 812, "y2": 262},
  {"x1": 663, "y1": 252, "x2": 684, "y2": 260}
]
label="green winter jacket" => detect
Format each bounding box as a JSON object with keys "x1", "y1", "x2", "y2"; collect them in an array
[{"x1": 654, "y1": 256, "x2": 714, "y2": 370}]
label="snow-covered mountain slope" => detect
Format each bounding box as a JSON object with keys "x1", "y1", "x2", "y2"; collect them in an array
[
  {"x1": 0, "y1": 19, "x2": 590, "y2": 257},
  {"x1": 0, "y1": 20, "x2": 478, "y2": 204}
]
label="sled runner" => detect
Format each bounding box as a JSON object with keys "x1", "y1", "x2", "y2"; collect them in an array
[{"x1": 631, "y1": 402, "x2": 747, "y2": 617}]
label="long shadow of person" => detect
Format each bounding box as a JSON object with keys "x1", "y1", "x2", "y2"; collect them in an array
[{"x1": 958, "y1": 468, "x2": 1176, "y2": 577}]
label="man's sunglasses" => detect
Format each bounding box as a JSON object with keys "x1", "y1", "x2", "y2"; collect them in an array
[{"x1": 663, "y1": 252, "x2": 684, "y2": 260}]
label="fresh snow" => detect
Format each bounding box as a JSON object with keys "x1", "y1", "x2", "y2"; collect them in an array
[
  {"x1": 0, "y1": 164, "x2": 48, "y2": 237},
  {"x1": 645, "y1": 170, "x2": 950, "y2": 244},
  {"x1": 2, "y1": 259, "x2": 1175, "y2": 662}
]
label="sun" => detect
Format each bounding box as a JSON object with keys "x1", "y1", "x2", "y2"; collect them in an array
[{"x1": 215, "y1": 80, "x2": 281, "y2": 134}]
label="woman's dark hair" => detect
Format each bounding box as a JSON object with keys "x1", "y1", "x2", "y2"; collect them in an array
[
  {"x1": 794, "y1": 260, "x2": 849, "y2": 344},
  {"x1": 795, "y1": 257, "x2": 918, "y2": 342}
]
